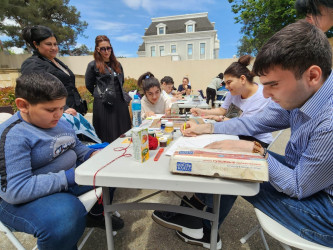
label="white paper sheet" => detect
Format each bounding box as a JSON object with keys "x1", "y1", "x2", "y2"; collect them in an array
[{"x1": 165, "y1": 134, "x2": 239, "y2": 156}]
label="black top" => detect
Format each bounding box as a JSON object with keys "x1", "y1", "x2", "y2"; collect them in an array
[{"x1": 21, "y1": 52, "x2": 86, "y2": 114}]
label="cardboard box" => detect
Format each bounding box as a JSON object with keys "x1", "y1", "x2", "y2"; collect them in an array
[
  {"x1": 170, "y1": 148, "x2": 268, "y2": 182},
  {"x1": 132, "y1": 128, "x2": 149, "y2": 162}
]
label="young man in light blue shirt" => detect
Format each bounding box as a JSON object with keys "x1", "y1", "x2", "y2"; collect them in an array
[{"x1": 153, "y1": 20, "x2": 333, "y2": 249}]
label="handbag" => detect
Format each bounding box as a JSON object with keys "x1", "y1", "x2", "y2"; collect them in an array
[{"x1": 97, "y1": 85, "x2": 116, "y2": 106}]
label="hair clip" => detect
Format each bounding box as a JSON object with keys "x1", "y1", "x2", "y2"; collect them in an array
[{"x1": 145, "y1": 75, "x2": 150, "y2": 79}]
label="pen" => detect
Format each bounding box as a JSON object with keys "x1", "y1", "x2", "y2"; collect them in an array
[{"x1": 154, "y1": 148, "x2": 164, "y2": 161}]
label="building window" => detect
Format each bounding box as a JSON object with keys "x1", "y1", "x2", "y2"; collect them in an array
[
  {"x1": 151, "y1": 46, "x2": 156, "y2": 57},
  {"x1": 185, "y1": 20, "x2": 196, "y2": 33},
  {"x1": 187, "y1": 44, "x2": 193, "y2": 59},
  {"x1": 159, "y1": 46, "x2": 165, "y2": 56},
  {"x1": 159, "y1": 27, "x2": 165, "y2": 35},
  {"x1": 200, "y1": 43, "x2": 205, "y2": 59},
  {"x1": 156, "y1": 23, "x2": 166, "y2": 35},
  {"x1": 171, "y1": 45, "x2": 176, "y2": 54}
]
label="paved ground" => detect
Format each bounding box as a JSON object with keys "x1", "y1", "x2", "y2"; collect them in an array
[{"x1": 0, "y1": 115, "x2": 295, "y2": 249}]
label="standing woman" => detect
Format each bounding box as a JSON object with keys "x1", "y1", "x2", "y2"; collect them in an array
[
  {"x1": 85, "y1": 35, "x2": 131, "y2": 143},
  {"x1": 21, "y1": 25, "x2": 87, "y2": 116}
]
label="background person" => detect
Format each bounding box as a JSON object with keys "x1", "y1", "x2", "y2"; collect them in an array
[
  {"x1": 138, "y1": 72, "x2": 171, "y2": 118},
  {"x1": 295, "y1": 0, "x2": 333, "y2": 32},
  {"x1": 21, "y1": 25, "x2": 86, "y2": 116},
  {"x1": 177, "y1": 76, "x2": 191, "y2": 95},
  {"x1": 0, "y1": 72, "x2": 123, "y2": 250},
  {"x1": 206, "y1": 73, "x2": 224, "y2": 106},
  {"x1": 191, "y1": 55, "x2": 272, "y2": 147},
  {"x1": 85, "y1": 35, "x2": 131, "y2": 143},
  {"x1": 161, "y1": 76, "x2": 183, "y2": 102}
]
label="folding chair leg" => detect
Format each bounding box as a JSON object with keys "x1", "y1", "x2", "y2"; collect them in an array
[
  {"x1": 259, "y1": 227, "x2": 270, "y2": 250},
  {"x1": 0, "y1": 222, "x2": 25, "y2": 250},
  {"x1": 78, "y1": 228, "x2": 95, "y2": 250},
  {"x1": 240, "y1": 224, "x2": 260, "y2": 244}
]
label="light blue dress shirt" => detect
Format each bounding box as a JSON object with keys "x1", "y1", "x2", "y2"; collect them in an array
[{"x1": 214, "y1": 71, "x2": 333, "y2": 199}]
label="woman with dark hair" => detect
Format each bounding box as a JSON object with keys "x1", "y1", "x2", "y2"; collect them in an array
[
  {"x1": 177, "y1": 76, "x2": 192, "y2": 95},
  {"x1": 191, "y1": 55, "x2": 272, "y2": 147},
  {"x1": 21, "y1": 25, "x2": 87, "y2": 116},
  {"x1": 295, "y1": 0, "x2": 333, "y2": 32},
  {"x1": 85, "y1": 35, "x2": 131, "y2": 143},
  {"x1": 138, "y1": 72, "x2": 171, "y2": 118}
]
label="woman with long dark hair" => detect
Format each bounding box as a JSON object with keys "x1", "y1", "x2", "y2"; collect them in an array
[
  {"x1": 85, "y1": 35, "x2": 131, "y2": 143},
  {"x1": 21, "y1": 25, "x2": 87, "y2": 116}
]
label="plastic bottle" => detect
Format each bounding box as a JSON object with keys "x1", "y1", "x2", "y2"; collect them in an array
[
  {"x1": 164, "y1": 121, "x2": 174, "y2": 144},
  {"x1": 132, "y1": 95, "x2": 142, "y2": 127}
]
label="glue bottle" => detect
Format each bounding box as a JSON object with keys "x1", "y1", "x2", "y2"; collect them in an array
[{"x1": 164, "y1": 121, "x2": 174, "y2": 143}]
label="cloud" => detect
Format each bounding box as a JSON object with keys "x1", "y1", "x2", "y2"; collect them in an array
[
  {"x1": 9, "y1": 47, "x2": 24, "y2": 54},
  {"x1": 114, "y1": 33, "x2": 142, "y2": 43},
  {"x1": 2, "y1": 18, "x2": 19, "y2": 26},
  {"x1": 122, "y1": 0, "x2": 215, "y2": 14}
]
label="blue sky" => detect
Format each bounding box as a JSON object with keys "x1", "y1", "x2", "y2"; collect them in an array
[
  {"x1": 1, "y1": 0, "x2": 243, "y2": 58},
  {"x1": 69, "y1": 0, "x2": 243, "y2": 59}
]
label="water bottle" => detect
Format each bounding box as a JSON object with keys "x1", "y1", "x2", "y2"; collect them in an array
[{"x1": 132, "y1": 95, "x2": 142, "y2": 127}]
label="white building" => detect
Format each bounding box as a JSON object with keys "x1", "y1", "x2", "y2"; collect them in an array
[{"x1": 137, "y1": 12, "x2": 220, "y2": 61}]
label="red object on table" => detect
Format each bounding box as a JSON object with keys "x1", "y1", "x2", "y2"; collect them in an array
[
  {"x1": 154, "y1": 148, "x2": 164, "y2": 161},
  {"x1": 148, "y1": 135, "x2": 158, "y2": 150}
]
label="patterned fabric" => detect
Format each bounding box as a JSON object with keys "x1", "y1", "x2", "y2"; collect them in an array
[{"x1": 61, "y1": 113, "x2": 101, "y2": 144}]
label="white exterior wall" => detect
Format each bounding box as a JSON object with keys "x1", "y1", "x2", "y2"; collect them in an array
[{"x1": 141, "y1": 30, "x2": 218, "y2": 60}]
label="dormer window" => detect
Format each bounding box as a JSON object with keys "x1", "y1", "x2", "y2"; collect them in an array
[
  {"x1": 185, "y1": 20, "x2": 196, "y2": 33},
  {"x1": 156, "y1": 23, "x2": 166, "y2": 35}
]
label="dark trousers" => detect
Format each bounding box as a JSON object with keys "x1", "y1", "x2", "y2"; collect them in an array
[{"x1": 206, "y1": 87, "x2": 216, "y2": 106}]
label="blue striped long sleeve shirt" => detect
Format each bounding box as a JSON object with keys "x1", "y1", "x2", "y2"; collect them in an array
[{"x1": 214, "y1": 71, "x2": 333, "y2": 199}]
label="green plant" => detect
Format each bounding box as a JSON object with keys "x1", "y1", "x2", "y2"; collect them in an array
[
  {"x1": 77, "y1": 86, "x2": 94, "y2": 113},
  {"x1": 123, "y1": 77, "x2": 140, "y2": 93},
  {"x1": 0, "y1": 87, "x2": 17, "y2": 111}
]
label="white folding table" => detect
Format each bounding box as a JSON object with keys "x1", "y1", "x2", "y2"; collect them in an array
[{"x1": 75, "y1": 133, "x2": 259, "y2": 250}]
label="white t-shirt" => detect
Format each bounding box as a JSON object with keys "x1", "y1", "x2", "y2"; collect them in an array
[
  {"x1": 162, "y1": 90, "x2": 173, "y2": 99},
  {"x1": 221, "y1": 84, "x2": 272, "y2": 143},
  {"x1": 141, "y1": 94, "x2": 171, "y2": 118}
]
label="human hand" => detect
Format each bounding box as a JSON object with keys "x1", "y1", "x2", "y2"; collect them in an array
[
  {"x1": 65, "y1": 108, "x2": 77, "y2": 116},
  {"x1": 181, "y1": 121, "x2": 213, "y2": 137},
  {"x1": 190, "y1": 108, "x2": 204, "y2": 116},
  {"x1": 165, "y1": 108, "x2": 171, "y2": 116},
  {"x1": 204, "y1": 140, "x2": 254, "y2": 153},
  {"x1": 89, "y1": 150, "x2": 100, "y2": 158},
  {"x1": 203, "y1": 115, "x2": 220, "y2": 121},
  {"x1": 145, "y1": 111, "x2": 155, "y2": 118}
]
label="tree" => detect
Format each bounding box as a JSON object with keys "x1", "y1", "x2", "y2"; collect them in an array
[
  {"x1": 70, "y1": 44, "x2": 92, "y2": 56},
  {"x1": 228, "y1": 0, "x2": 300, "y2": 56},
  {"x1": 0, "y1": 0, "x2": 88, "y2": 55}
]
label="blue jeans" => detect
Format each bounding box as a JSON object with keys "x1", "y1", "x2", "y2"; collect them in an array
[
  {"x1": 0, "y1": 185, "x2": 115, "y2": 250},
  {"x1": 196, "y1": 152, "x2": 333, "y2": 247}
]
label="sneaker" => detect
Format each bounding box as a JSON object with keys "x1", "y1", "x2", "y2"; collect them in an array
[
  {"x1": 176, "y1": 226, "x2": 222, "y2": 250},
  {"x1": 86, "y1": 214, "x2": 124, "y2": 231},
  {"x1": 152, "y1": 196, "x2": 204, "y2": 239}
]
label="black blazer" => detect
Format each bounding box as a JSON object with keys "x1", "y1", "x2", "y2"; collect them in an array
[
  {"x1": 85, "y1": 60, "x2": 126, "y2": 100},
  {"x1": 21, "y1": 52, "x2": 85, "y2": 113}
]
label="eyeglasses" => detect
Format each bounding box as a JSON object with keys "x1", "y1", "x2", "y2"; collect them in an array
[{"x1": 98, "y1": 46, "x2": 112, "y2": 52}]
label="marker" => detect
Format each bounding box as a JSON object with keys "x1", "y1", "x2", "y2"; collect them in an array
[{"x1": 154, "y1": 148, "x2": 164, "y2": 161}]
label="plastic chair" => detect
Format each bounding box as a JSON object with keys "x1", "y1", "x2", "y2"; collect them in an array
[
  {"x1": 0, "y1": 187, "x2": 103, "y2": 250},
  {"x1": 240, "y1": 208, "x2": 331, "y2": 250}
]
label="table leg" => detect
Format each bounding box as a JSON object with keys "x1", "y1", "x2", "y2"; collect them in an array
[
  {"x1": 102, "y1": 187, "x2": 114, "y2": 250},
  {"x1": 210, "y1": 194, "x2": 221, "y2": 250}
]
